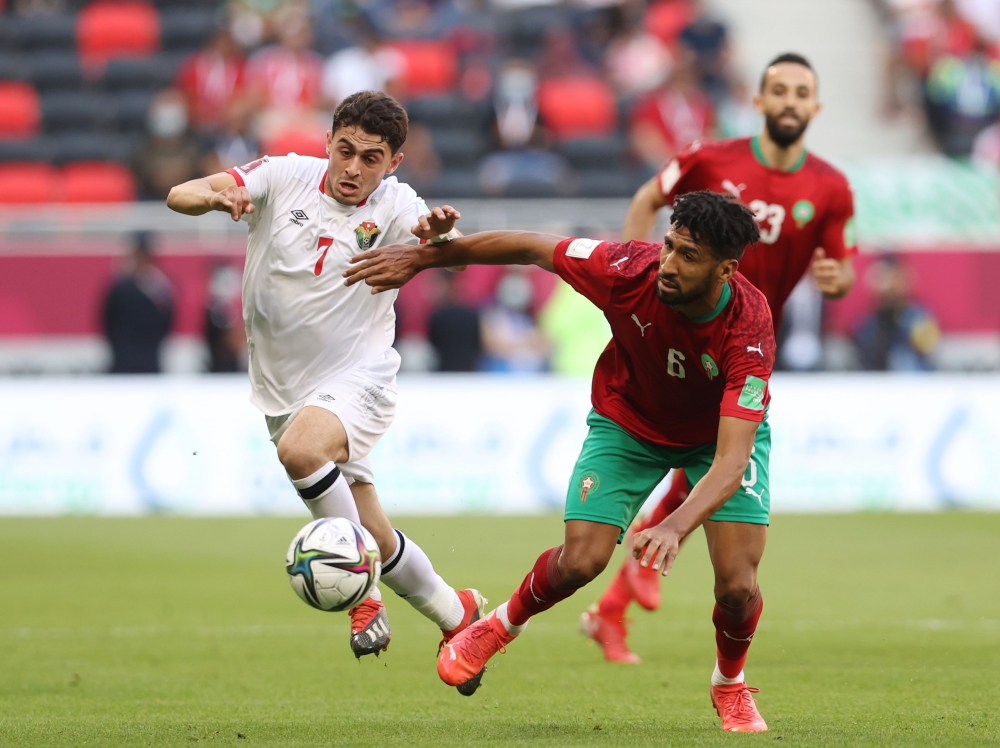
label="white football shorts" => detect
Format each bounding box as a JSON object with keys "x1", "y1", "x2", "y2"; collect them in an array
[{"x1": 265, "y1": 364, "x2": 398, "y2": 485}]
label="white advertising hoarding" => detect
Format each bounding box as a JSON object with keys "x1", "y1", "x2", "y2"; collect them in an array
[{"x1": 1, "y1": 374, "x2": 998, "y2": 515}]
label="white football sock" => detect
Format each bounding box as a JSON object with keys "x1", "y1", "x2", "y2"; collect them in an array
[
  {"x1": 711, "y1": 661, "x2": 745, "y2": 686},
  {"x1": 380, "y1": 530, "x2": 464, "y2": 630},
  {"x1": 290, "y1": 463, "x2": 380, "y2": 603},
  {"x1": 291, "y1": 462, "x2": 361, "y2": 525},
  {"x1": 494, "y1": 601, "x2": 528, "y2": 636}
]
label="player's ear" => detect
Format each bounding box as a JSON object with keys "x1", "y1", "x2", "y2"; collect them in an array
[
  {"x1": 385, "y1": 151, "x2": 404, "y2": 175},
  {"x1": 752, "y1": 93, "x2": 763, "y2": 115},
  {"x1": 325, "y1": 130, "x2": 333, "y2": 157},
  {"x1": 718, "y1": 258, "x2": 738, "y2": 283}
]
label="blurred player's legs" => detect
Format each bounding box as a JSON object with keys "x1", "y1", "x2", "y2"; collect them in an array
[
  {"x1": 705, "y1": 520, "x2": 768, "y2": 732},
  {"x1": 582, "y1": 470, "x2": 689, "y2": 660},
  {"x1": 273, "y1": 392, "x2": 480, "y2": 658}
]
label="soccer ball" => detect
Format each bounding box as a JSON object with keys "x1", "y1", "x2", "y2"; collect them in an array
[{"x1": 286, "y1": 518, "x2": 381, "y2": 612}]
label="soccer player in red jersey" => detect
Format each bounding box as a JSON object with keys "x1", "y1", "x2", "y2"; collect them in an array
[
  {"x1": 346, "y1": 191, "x2": 774, "y2": 732},
  {"x1": 584, "y1": 54, "x2": 859, "y2": 661}
]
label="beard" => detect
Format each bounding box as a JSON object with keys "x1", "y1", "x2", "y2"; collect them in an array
[
  {"x1": 765, "y1": 112, "x2": 809, "y2": 148},
  {"x1": 656, "y1": 272, "x2": 714, "y2": 306}
]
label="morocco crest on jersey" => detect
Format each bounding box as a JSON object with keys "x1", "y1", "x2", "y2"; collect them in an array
[{"x1": 355, "y1": 221, "x2": 381, "y2": 250}]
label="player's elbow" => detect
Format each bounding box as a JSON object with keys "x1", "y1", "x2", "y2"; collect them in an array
[{"x1": 165, "y1": 185, "x2": 187, "y2": 213}]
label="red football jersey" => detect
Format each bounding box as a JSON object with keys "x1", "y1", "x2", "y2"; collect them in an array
[
  {"x1": 657, "y1": 136, "x2": 857, "y2": 331},
  {"x1": 554, "y1": 237, "x2": 775, "y2": 449}
]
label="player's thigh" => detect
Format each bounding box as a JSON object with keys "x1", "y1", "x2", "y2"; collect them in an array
[
  {"x1": 564, "y1": 411, "x2": 671, "y2": 539},
  {"x1": 350, "y1": 479, "x2": 397, "y2": 560},
  {"x1": 305, "y1": 370, "x2": 398, "y2": 463},
  {"x1": 682, "y1": 416, "x2": 771, "y2": 527},
  {"x1": 704, "y1": 520, "x2": 767, "y2": 604},
  {"x1": 276, "y1": 406, "x2": 350, "y2": 476}
]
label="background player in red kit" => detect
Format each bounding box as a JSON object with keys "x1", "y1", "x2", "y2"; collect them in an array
[
  {"x1": 584, "y1": 53, "x2": 860, "y2": 662},
  {"x1": 345, "y1": 192, "x2": 775, "y2": 732}
]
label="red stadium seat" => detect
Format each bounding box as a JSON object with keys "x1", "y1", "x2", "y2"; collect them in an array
[
  {"x1": 61, "y1": 161, "x2": 136, "y2": 202},
  {"x1": 386, "y1": 41, "x2": 458, "y2": 97},
  {"x1": 262, "y1": 129, "x2": 327, "y2": 160},
  {"x1": 0, "y1": 82, "x2": 42, "y2": 140},
  {"x1": 0, "y1": 162, "x2": 59, "y2": 203},
  {"x1": 536, "y1": 77, "x2": 618, "y2": 140},
  {"x1": 77, "y1": 1, "x2": 160, "y2": 67}
]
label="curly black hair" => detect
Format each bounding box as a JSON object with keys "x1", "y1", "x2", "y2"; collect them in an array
[
  {"x1": 332, "y1": 91, "x2": 409, "y2": 154},
  {"x1": 760, "y1": 52, "x2": 816, "y2": 91},
  {"x1": 670, "y1": 190, "x2": 760, "y2": 261}
]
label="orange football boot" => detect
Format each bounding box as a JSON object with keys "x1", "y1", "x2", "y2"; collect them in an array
[
  {"x1": 580, "y1": 605, "x2": 640, "y2": 663},
  {"x1": 437, "y1": 611, "x2": 515, "y2": 696},
  {"x1": 439, "y1": 589, "x2": 488, "y2": 652},
  {"x1": 710, "y1": 682, "x2": 768, "y2": 732}
]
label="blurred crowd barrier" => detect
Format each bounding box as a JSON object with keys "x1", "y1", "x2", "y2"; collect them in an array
[{"x1": 1, "y1": 373, "x2": 999, "y2": 515}]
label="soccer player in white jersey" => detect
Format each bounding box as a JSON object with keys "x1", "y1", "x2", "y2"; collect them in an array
[{"x1": 166, "y1": 91, "x2": 485, "y2": 662}]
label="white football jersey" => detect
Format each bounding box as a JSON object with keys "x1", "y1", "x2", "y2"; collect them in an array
[{"x1": 227, "y1": 153, "x2": 428, "y2": 416}]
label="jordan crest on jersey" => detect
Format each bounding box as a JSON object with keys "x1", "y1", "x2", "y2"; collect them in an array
[{"x1": 355, "y1": 221, "x2": 381, "y2": 250}]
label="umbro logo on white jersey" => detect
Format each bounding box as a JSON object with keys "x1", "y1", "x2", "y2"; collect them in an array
[{"x1": 289, "y1": 209, "x2": 308, "y2": 226}]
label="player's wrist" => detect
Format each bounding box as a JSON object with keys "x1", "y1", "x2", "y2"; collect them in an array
[{"x1": 429, "y1": 228, "x2": 460, "y2": 245}]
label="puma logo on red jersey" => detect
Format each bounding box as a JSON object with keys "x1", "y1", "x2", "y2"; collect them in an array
[
  {"x1": 747, "y1": 342, "x2": 763, "y2": 356},
  {"x1": 631, "y1": 314, "x2": 651, "y2": 336}
]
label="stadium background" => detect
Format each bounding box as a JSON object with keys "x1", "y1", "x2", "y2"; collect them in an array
[{"x1": 1, "y1": 0, "x2": 999, "y2": 515}]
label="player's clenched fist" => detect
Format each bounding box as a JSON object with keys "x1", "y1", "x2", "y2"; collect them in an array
[
  {"x1": 411, "y1": 205, "x2": 460, "y2": 241},
  {"x1": 631, "y1": 522, "x2": 682, "y2": 577},
  {"x1": 210, "y1": 185, "x2": 256, "y2": 222}
]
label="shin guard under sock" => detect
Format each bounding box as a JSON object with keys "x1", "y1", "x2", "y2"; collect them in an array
[{"x1": 712, "y1": 587, "x2": 763, "y2": 678}]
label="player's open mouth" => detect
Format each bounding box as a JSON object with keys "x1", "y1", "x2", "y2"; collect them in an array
[
  {"x1": 338, "y1": 181, "x2": 360, "y2": 195},
  {"x1": 658, "y1": 278, "x2": 678, "y2": 293}
]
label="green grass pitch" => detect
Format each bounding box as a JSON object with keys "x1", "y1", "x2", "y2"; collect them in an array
[{"x1": 1, "y1": 513, "x2": 998, "y2": 747}]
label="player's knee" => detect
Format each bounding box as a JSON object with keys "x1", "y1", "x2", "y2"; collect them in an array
[
  {"x1": 558, "y1": 546, "x2": 610, "y2": 588},
  {"x1": 276, "y1": 436, "x2": 327, "y2": 481},
  {"x1": 714, "y1": 575, "x2": 757, "y2": 608}
]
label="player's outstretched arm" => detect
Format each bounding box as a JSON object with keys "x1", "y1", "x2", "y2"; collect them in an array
[
  {"x1": 344, "y1": 231, "x2": 563, "y2": 294},
  {"x1": 411, "y1": 205, "x2": 462, "y2": 242},
  {"x1": 631, "y1": 416, "x2": 759, "y2": 576},
  {"x1": 166, "y1": 172, "x2": 255, "y2": 222},
  {"x1": 622, "y1": 176, "x2": 668, "y2": 242}
]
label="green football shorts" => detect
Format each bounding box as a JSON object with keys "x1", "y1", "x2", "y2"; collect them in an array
[{"x1": 563, "y1": 410, "x2": 771, "y2": 537}]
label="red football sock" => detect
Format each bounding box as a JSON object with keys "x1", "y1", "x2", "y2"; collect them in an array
[
  {"x1": 712, "y1": 587, "x2": 763, "y2": 678},
  {"x1": 636, "y1": 469, "x2": 689, "y2": 532},
  {"x1": 596, "y1": 566, "x2": 632, "y2": 620},
  {"x1": 506, "y1": 545, "x2": 579, "y2": 626}
]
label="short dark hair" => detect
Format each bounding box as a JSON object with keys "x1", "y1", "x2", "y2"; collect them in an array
[
  {"x1": 671, "y1": 190, "x2": 760, "y2": 261},
  {"x1": 332, "y1": 91, "x2": 408, "y2": 154},
  {"x1": 759, "y1": 52, "x2": 816, "y2": 91}
]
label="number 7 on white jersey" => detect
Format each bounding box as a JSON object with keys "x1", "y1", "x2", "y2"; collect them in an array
[{"x1": 315, "y1": 237, "x2": 333, "y2": 276}]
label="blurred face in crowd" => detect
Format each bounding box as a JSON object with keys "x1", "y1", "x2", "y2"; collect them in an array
[
  {"x1": 325, "y1": 126, "x2": 403, "y2": 205},
  {"x1": 656, "y1": 226, "x2": 735, "y2": 306},
  {"x1": 755, "y1": 62, "x2": 820, "y2": 148}
]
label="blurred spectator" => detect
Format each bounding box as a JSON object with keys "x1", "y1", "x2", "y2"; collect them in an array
[
  {"x1": 924, "y1": 35, "x2": 1000, "y2": 155},
  {"x1": 628, "y1": 59, "x2": 714, "y2": 169},
  {"x1": 393, "y1": 123, "x2": 441, "y2": 195},
  {"x1": 174, "y1": 22, "x2": 247, "y2": 134},
  {"x1": 102, "y1": 233, "x2": 174, "y2": 374},
  {"x1": 321, "y1": 23, "x2": 403, "y2": 105},
  {"x1": 427, "y1": 270, "x2": 482, "y2": 372},
  {"x1": 478, "y1": 148, "x2": 571, "y2": 195},
  {"x1": 854, "y1": 256, "x2": 940, "y2": 371},
  {"x1": 480, "y1": 268, "x2": 550, "y2": 372},
  {"x1": 205, "y1": 263, "x2": 246, "y2": 373},
  {"x1": 678, "y1": 0, "x2": 730, "y2": 101},
  {"x1": 245, "y1": 2, "x2": 324, "y2": 138},
  {"x1": 494, "y1": 60, "x2": 540, "y2": 149},
  {"x1": 366, "y1": 0, "x2": 462, "y2": 40},
  {"x1": 538, "y1": 278, "x2": 610, "y2": 375},
  {"x1": 715, "y1": 80, "x2": 761, "y2": 138},
  {"x1": 605, "y1": 19, "x2": 673, "y2": 98},
  {"x1": 537, "y1": 27, "x2": 599, "y2": 80},
  {"x1": 132, "y1": 90, "x2": 204, "y2": 201},
  {"x1": 201, "y1": 105, "x2": 260, "y2": 175}
]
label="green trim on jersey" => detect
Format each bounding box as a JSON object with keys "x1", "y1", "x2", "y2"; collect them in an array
[
  {"x1": 688, "y1": 281, "x2": 732, "y2": 323},
  {"x1": 751, "y1": 135, "x2": 807, "y2": 173},
  {"x1": 564, "y1": 410, "x2": 771, "y2": 539}
]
